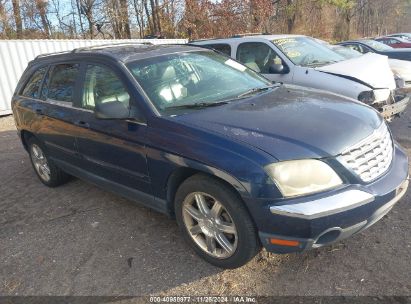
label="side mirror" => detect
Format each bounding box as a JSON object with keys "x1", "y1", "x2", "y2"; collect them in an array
[
  {"x1": 95, "y1": 101, "x2": 130, "y2": 119},
  {"x1": 269, "y1": 63, "x2": 288, "y2": 74}
]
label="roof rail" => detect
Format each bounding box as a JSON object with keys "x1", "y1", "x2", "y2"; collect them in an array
[
  {"x1": 35, "y1": 50, "x2": 71, "y2": 59},
  {"x1": 72, "y1": 42, "x2": 153, "y2": 53},
  {"x1": 189, "y1": 38, "x2": 215, "y2": 43},
  {"x1": 231, "y1": 32, "x2": 271, "y2": 38}
]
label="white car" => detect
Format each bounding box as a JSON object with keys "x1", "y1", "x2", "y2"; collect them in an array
[
  {"x1": 330, "y1": 44, "x2": 411, "y2": 90},
  {"x1": 192, "y1": 34, "x2": 409, "y2": 120}
]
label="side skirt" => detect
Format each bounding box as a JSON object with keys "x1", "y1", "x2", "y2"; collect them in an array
[{"x1": 53, "y1": 158, "x2": 169, "y2": 215}]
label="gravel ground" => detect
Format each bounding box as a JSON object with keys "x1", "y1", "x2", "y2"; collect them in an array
[{"x1": 0, "y1": 110, "x2": 410, "y2": 297}]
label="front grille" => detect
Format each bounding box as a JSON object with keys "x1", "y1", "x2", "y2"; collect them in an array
[{"x1": 340, "y1": 123, "x2": 393, "y2": 182}]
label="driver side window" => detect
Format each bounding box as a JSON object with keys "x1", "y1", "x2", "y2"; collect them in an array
[
  {"x1": 347, "y1": 44, "x2": 369, "y2": 54},
  {"x1": 82, "y1": 64, "x2": 130, "y2": 110},
  {"x1": 237, "y1": 42, "x2": 282, "y2": 74}
]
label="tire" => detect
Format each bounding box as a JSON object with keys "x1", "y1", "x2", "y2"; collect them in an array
[
  {"x1": 175, "y1": 174, "x2": 260, "y2": 268},
  {"x1": 27, "y1": 136, "x2": 70, "y2": 187}
]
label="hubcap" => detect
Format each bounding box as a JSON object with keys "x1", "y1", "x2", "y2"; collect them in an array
[
  {"x1": 30, "y1": 144, "x2": 51, "y2": 182},
  {"x1": 182, "y1": 192, "x2": 238, "y2": 259}
]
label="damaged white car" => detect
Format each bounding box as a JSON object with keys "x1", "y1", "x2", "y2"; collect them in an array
[
  {"x1": 329, "y1": 44, "x2": 411, "y2": 91},
  {"x1": 192, "y1": 34, "x2": 409, "y2": 120}
]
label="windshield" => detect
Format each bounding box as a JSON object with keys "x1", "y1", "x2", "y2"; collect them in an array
[
  {"x1": 272, "y1": 37, "x2": 346, "y2": 67},
  {"x1": 361, "y1": 40, "x2": 393, "y2": 51},
  {"x1": 127, "y1": 51, "x2": 272, "y2": 114}
]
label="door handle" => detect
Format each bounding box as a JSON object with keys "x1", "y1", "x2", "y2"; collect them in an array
[
  {"x1": 35, "y1": 108, "x2": 43, "y2": 115},
  {"x1": 74, "y1": 120, "x2": 90, "y2": 128}
]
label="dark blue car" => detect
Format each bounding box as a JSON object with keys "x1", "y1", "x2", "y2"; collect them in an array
[{"x1": 11, "y1": 44, "x2": 409, "y2": 268}]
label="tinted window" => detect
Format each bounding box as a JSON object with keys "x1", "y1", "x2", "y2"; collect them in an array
[
  {"x1": 46, "y1": 64, "x2": 79, "y2": 102},
  {"x1": 21, "y1": 67, "x2": 47, "y2": 98},
  {"x1": 206, "y1": 44, "x2": 231, "y2": 56},
  {"x1": 82, "y1": 64, "x2": 130, "y2": 110}
]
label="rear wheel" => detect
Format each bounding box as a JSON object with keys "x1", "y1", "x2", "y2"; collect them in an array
[
  {"x1": 175, "y1": 174, "x2": 260, "y2": 268},
  {"x1": 28, "y1": 137, "x2": 70, "y2": 187}
]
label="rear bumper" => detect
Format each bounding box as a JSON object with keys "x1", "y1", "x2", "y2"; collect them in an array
[{"x1": 256, "y1": 144, "x2": 409, "y2": 254}]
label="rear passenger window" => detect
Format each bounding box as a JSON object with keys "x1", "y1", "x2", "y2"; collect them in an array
[
  {"x1": 205, "y1": 44, "x2": 231, "y2": 56},
  {"x1": 45, "y1": 64, "x2": 79, "y2": 102},
  {"x1": 21, "y1": 67, "x2": 47, "y2": 98},
  {"x1": 82, "y1": 64, "x2": 130, "y2": 110}
]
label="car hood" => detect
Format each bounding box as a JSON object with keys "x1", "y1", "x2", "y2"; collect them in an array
[
  {"x1": 388, "y1": 59, "x2": 411, "y2": 81},
  {"x1": 175, "y1": 85, "x2": 383, "y2": 161},
  {"x1": 316, "y1": 53, "x2": 396, "y2": 89}
]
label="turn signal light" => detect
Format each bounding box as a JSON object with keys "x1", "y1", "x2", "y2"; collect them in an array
[{"x1": 270, "y1": 238, "x2": 300, "y2": 247}]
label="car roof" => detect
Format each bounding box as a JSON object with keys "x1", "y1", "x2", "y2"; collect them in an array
[
  {"x1": 192, "y1": 34, "x2": 305, "y2": 44},
  {"x1": 388, "y1": 33, "x2": 411, "y2": 36},
  {"x1": 32, "y1": 43, "x2": 208, "y2": 64},
  {"x1": 339, "y1": 39, "x2": 371, "y2": 44},
  {"x1": 376, "y1": 36, "x2": 407, "y2": 41}
]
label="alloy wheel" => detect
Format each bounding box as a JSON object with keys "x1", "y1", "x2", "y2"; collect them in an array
[
  {"x1": 182, "y1": 192, "x2": 238, "y2": 259},
  {"x1": 30, "y1": 144, "x2": 51, "y2": 182}
]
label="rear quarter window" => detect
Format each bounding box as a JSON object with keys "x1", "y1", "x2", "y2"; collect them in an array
[{"x1": 20, "y1": 67, "x2": 48, "y2": 99}]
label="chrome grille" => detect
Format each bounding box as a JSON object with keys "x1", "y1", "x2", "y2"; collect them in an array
[{"x1": 340, "y1": 123, "x2": 393, "y2": 182}]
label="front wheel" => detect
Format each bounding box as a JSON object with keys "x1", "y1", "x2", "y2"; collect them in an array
[{"x1": 175, "y1": 174, "x2": 260, "y2": 268}]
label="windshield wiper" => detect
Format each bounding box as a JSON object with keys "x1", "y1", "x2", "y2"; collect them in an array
[
  {"x1": 165, "y1": 100, "x2": 229, "y2": 110},
  {"x1": 304, "y1": 60, "x2": 338, "y2": 67},
  {"x1": 237, "y1": 85, "x2": 278, "y2": 98}
]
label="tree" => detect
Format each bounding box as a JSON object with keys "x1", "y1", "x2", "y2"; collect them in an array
[
  {"x1": 36, "y1": 0, "x2": 50, "y2": 37},
  {"x1": 79, "y1": 0, "x2": 96, "y2": 38},
  {"x1": 0, "y1": 0, "x2": 410, "y2": 40},
  {"x1": 0, "y1": 0, "x2": 11, "y2": 38},
  {"x1": 12, "y1": 0, "x2": 22, "y2": 38}
]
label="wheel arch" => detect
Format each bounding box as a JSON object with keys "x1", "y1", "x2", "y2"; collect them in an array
[
  {"x1": 164, "y1": 157, "x2": 251, "y2": 217},
  {"x1": 20, "y1": 129, "x2": 36, "y2": 151}
]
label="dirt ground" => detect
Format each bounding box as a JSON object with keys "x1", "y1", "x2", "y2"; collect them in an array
[{"x1": 0, "y1": 109, "x2": 410, "y2": 297}]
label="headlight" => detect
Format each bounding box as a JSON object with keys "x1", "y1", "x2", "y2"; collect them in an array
[
  {"x1": 265, "y1": 159, "x2": 343, "y2": 197},
  {"x1": 394, "y1": 74, "x2": 405, "y2": 89},
  {"x1": 358, "y1": 90, "x2": 375, "y2": 104}
]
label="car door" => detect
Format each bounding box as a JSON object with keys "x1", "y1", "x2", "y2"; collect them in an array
[
  {"x1": 390, "y1": 38, "x2": 404, "y2": 48},
  {"x1": 33, "y1": 62, "x2": 83, "y2": 167},
  {"x1": 72, "y1": 61, "x2": 151, "y2": 195},
  {"x1": 235, "y1": 41, "x2": 293, "y2": 83}
]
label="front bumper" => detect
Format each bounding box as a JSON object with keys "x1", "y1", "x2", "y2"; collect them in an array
[
  {"x1": 257, "y1": 144, "x2": 409, "y2": 254},
  {"x1": 380, "y1": 94, "x2": 410, "y2": 120}
]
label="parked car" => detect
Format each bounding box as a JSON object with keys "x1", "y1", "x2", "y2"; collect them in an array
[
  {"x1": 329, "y1": 44, "x2": 411, "y2": 90},
  {"x1": 375, "y1": 36, "x2": 411, "y2": 48},
  {"x1": 192, "y1": 35, "x2": 409, "y2": 120},
  {"x1": 386, "y1": 33, "x2": 411, "y2": 41},
  {"x1": 12, "y1": 44, "x2": 409, "y2": 268},
  {"x1": 337, "y1": 39, "x2": 411, "y2": 61}
]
